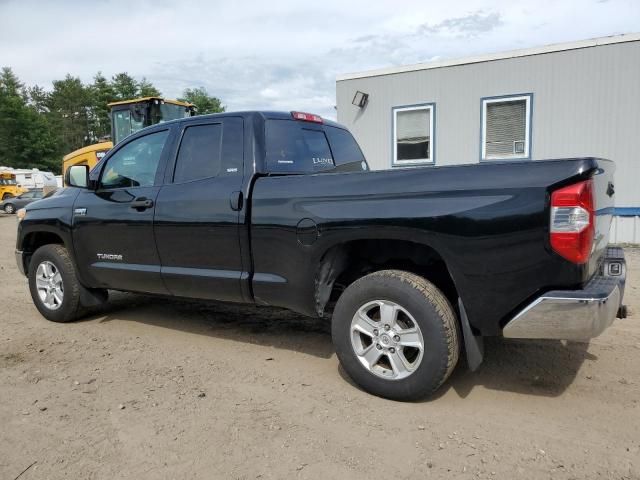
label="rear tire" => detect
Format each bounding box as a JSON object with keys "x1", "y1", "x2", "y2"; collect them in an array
[
  {"x1": 4, "y1": 203, "x2": 15, "y2": 214},
  {"x1": 332, "y1": 270, "x2": 460, "y2": 401},
  {"x1": 28, "y1": 244, "x2": 85, "y2": 322}
]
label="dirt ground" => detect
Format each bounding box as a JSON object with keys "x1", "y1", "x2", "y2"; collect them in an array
[{"x1": 0, "y1": 213, "x2": 638, "y2": 480}]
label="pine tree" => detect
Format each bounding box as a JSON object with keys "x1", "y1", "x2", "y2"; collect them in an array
[
  {"x1": 46, "y1": 74, "x2": 93, "y2": 153},
  {"x1": 111, "y1": 72, "x2": 139, "y2": 100},
  {"x1": 0, "y1": 67, "x2": 60, "y2": 172},
  {"x1": 179, "y1": 87, "x2": 225, "y2": 115},
  {"x1": 27, "y1": 85, "x2": 49, "y2": 114},
  {"x1": 90, "y1": 72, "x2": 115, "y2": 140},
  {"x1": 139, "y1": 77, "x2": 161, "y2": 97}
]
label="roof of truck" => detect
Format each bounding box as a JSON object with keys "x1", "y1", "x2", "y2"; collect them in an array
[{"x1": 180, "y1": 110, "x2": 343, "y2": 128}]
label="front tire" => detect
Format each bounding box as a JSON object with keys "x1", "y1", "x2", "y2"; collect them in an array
[
  {"x1": 28, "y1": 244, "x2": 85, "y2": 322},
  {"x1": 332, "y1": 270, "x2": 460, "y2": 401},
  {"x1": 4, "y1": 203, "x2": 15, "y2": 214}
]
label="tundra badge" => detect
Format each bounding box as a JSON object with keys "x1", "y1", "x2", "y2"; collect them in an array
[{"x1": 97, "y1": 253, "x2": 123, "y2": 261}]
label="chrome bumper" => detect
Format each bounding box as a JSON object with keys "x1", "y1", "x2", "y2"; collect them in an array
[
  {"x1": 15, "y1": 249, "x2": 26, "y2": 276},
  {"x1": 503, "y1": 247, "x2": 626, "y2": 341}
]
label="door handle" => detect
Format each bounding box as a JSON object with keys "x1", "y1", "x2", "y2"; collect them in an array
[
  {"x1": 130, "y1": 197, "x2": 154, "y2": 210},
  {"x1": 230, "y1": 191, "x2": 243, "y2": 211}
]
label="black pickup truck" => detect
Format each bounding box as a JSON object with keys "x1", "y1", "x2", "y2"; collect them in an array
[{"x1": 15, "y1": 111, "x2": 627, "y2": 400}]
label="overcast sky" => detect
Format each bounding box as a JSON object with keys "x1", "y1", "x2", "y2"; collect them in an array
[{"x1": 1, "y1": 0, "x2": 639, "y2": 118}]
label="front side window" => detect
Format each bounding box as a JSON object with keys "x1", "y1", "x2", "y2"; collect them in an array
[
  {"x1": 100, "y1": 130, "x2": 169, "y2": 189},
  {"x1": 20, "y1": 191, "x2": 34, "y2": 199},
  {"x1": 482, "y1": 94, "x2": 532, "y2": 160},
  {"x1": 174, "y1": 124, "x2": 223, "y2": 183},
  {"x1": 393, "y1": 105, "x2": 434, "y2": 166}
]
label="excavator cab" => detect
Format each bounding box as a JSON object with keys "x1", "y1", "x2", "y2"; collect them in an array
[{"x1": 109, "y1": 97, "x2": 195, "y2": 144}]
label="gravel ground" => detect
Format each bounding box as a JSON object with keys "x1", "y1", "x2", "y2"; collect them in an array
[{"x1": 0, "y1": 213, "x2": 638, "y2": 479}]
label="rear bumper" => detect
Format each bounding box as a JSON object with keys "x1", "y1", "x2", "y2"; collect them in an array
[{"x1": 503, "y1": 247, "x2": 626, "y2": 341}]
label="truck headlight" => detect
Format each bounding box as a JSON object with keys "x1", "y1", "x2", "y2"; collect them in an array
[{"x1": 16, "y1": 208, "x2": 26, "y2": 222}]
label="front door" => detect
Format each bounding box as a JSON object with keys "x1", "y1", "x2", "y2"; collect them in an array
[
  {"x1": 72, "y1": 127, "x2": 173, "y2": 294},
  {"x1": 154, "y1": 117, "x2": 246, "y2": 301}
]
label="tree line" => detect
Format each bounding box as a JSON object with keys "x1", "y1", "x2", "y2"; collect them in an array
[{"x1": 0, "y1": 67, "x2": 224, "y2": 174}]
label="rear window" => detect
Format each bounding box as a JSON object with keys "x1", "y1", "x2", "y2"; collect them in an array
[{"x1": 265, "y1": 120, "x2": 367, "y2": 174}]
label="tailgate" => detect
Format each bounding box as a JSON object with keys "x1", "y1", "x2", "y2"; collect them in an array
[{"x1": 590, "y1": 159, "x2": 616, "y2": 277}]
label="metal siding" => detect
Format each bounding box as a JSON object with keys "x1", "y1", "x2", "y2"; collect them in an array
[
  {"x1": 611, "y1": 216, "x2": 640, "y2": 244},
  {"x1": 336, "y1": 40, "x2": 640, "y2": 242}
]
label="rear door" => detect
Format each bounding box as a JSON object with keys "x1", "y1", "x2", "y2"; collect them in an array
[
  {"x1": 153, "y1": 117, "x2": 246, "y2": 301},
  {"x1": 72, "y1": 127, "x2": 173, "y2": 293}
]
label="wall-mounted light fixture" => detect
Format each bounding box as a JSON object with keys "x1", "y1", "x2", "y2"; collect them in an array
[{"x1": 352, "y1": 91, "x2": 369, "y2": 108}]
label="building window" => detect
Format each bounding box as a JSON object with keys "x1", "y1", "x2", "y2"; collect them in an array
[
  {"x1": 481, "y1": 94, "x2": 532, "y2": 160},
  {"x1": 392, "y1": 104, "x2": 434, "y2": 166}
]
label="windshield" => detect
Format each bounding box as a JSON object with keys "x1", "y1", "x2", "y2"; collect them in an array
[{"x1": 0, "y1": 177, "x2": 17, "y2": 185}]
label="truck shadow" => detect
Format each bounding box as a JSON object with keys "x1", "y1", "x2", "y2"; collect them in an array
[
  {"x1": 90, "y1": 292, "x2": 334, "y2": 359},
  {"x1": 91, "y1": 293, "x2": 596, "y2": 399},
  {"x1": 436, "y1": 338, "x2": 597, "y2": 399}
]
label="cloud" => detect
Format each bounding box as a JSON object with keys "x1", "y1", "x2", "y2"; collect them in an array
[
  {"x1": 0, "y1": 0, "x2": 639, "y2": 120},
  {"x1": 418, "y1": 11, "x2": 503, "y2": 37}
]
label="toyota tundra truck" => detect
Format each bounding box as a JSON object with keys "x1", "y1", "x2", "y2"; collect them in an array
[{"x1": 15, "y1": 111, "x2": 627, "y2": 400}]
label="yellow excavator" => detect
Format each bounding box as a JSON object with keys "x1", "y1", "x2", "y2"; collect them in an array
[{"x1": 62, "y1": 97, "x2": 195, "y2": 178}]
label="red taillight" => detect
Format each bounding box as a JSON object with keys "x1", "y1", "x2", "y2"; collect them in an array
[
  {"x1": 550, "y1": 179, "x2": 594, "y2": 264},
  {"x1": 291, "y1": 111, "x2": 323, "y2": 123}
]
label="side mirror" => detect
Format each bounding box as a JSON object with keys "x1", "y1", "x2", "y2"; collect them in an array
[{"x1": 65, "y1": 165, "x2": 90, "y2": 188}]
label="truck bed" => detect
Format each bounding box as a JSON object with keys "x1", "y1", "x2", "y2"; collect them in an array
[{"x1": 250, "y1": 157, "x2": 615, "y2": 335}]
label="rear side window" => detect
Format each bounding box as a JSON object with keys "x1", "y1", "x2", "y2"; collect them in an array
[
  {"x1": 324, "y1": 126, "x2": 367, "y2": 172},
  {"x1": 174, "y1": 124, "x2": 222, "y2": 183}
]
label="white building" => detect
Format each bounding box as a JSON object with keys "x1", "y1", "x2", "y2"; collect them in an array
[{"x1": 336, "y1": 33, "x2": 640, "y2": 243}]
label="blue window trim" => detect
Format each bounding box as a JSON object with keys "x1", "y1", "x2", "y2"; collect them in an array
[
  {"x1": 391, "y1": 102, "x2": 436, "y2": 168},
  {"x1": 480, "y1": 93, "x2": 533, "y2": 162}
]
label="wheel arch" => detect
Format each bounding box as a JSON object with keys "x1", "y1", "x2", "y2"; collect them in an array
[
  {"x1": 20, "y1": 229, "x2": 67, "y2": 275},
  {"x1": 314, "y1": 238, "x2": 459, "y2": 319}
]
